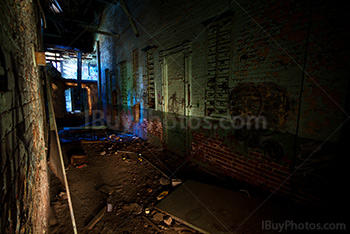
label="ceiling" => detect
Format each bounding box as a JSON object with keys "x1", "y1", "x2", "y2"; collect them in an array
[{"x1": 40, "y1": 0, "x2": 107, "y2": 52}]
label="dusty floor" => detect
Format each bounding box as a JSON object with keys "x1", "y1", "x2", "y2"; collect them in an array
[
  {"x1": 48, "y1": 131, "x2": 342, "y2": 234},
  {"x1": 49, "y1": 132, "x2": 199, "y2": 234}
]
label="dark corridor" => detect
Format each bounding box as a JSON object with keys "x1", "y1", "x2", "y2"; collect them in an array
[{"x1": 0, "y1": 0, "x2": 349, "y2": 233}]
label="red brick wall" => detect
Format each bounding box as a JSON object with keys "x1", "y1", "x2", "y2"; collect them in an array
[
  {"x1": 192, "y1": 131, "x2": 326, "y2": 205},
  {"x1": 144, "y1": 118, "x2": 163, "y2": 141},
  {"x1": 192, "y1": 132, "x2": 290, "y2": 190}
]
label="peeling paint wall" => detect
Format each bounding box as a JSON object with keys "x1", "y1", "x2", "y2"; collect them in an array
[
  {"x1": 0, "y1": 1, "x2": 49, "y2": 233},
  {"x1": 98, "y1": 0, "x2": 349, "y2": 205}
]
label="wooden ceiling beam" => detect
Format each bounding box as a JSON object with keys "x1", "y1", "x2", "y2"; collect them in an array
[
  {"x1": 119, "y1": 0, "x2": 139, "y2": 37},
  {"x1": 46, "y1": 14, "x2": 120, "y2": 38},
  {"x1": 95, "y1": 0, "x2": 140, "y2": 37}
]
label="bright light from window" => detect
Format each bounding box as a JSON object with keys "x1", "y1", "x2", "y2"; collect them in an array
[{"x1": 65, "y1": 89, "x2": 72, "y2": 112}]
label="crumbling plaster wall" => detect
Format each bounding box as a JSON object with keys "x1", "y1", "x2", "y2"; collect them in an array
[
  {"x1": 98, "y1": 0, "x2": 349, "y2": 205},
  {"x1": 0, "y1": 0, "x2": 49, "y2": 233}
]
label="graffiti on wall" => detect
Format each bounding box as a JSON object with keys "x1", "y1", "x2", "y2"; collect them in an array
[
  {"x1": 157, "y1": 91, "x2": 163, "y2": 106},
  {"x1": 229, "y1": 82, "x2": 294, "y2": 130},
  {"x1": 168, "y1": 92, "x2": 184, "y2": 113},
  {"x1": 196, "y1": 82, "x2": 296, "y2": 161}
]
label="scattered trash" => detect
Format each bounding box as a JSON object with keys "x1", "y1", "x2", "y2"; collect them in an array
[
  {"x1": 157, "y1": 191, "x2": 169, "y2": 201},
  {"x1": 58, "y1": 192, "x2": 67, "y2": 200},
  {"x1": 144, "y1": 207, "x2": 151, "y2": 215},
  {"x1": 80, "y1": 140, "x2": 109, "y2": 144},
  {"x1": 152, "y1": 212, "x2": 164, "y2": 222},
  {"x1": 70, "y1": 155, "x2": 88, "y2": 166},
  {"x1": 164, "y1": 216, "x2": 173, "y2": 226},
  {"x1": 122, "y1": 203, "x2": 142, "y2": 214},
  {"x1": 142, "y1": 215, "x2": 161, "y2": 232},
  {"x1": 122, "y1": 154, "x2": 131, "y2": 161},
  {"x1": 159, "y1": 177, "x2": 170, "y2": 186},
  {"x1": 146, "y1": 188, "x2": 153, "y2": 193},
  {"x1": 107, "y1": 196, "x2": 113, "y2": 212},
  {"x1": 107, "y1": 203, "x2": 113, "y2": 212},
  {"x1": 97, "y1": 184, "x2": 114, "y2": 196},
  {"x1": 109, "y1": 134, "x2": 116, "y2": 139},
  {"x1": 56, "y1": 132, "x2": 198, "y2": 233},
  {"x1": 159, "y1": 224, "x2": 169, "y2": 230},
  {"x1": 134, "y1": 204, "x2": 143, "y2": 215},
  {"x1": 171, "y1": 179, "x2": 182, "y2": 187},
  {"x1": 76, "y1": 164, "x2": 87, "y2": 169}
]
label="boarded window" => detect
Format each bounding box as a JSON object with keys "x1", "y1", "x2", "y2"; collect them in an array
[
  {"x1": 132, "y1": 49, "x2": 138, "y2": 99},
  {"x1": 205, "y1": 15, "x2": 233, "y2": 117},
  {"x1": 120, "y1": 61, "x2": 128, "y2": 106},
  {"x1": 147, "y1": 51, "x2": 155, "y2": 109},
  {"x1": 133, "y1": 102, "x2": 140, "y2": 122}
]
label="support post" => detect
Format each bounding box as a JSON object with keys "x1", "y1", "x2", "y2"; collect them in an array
[
  {"x1": 97, "y1": 41, "x2": 102, "y2": 110},
  {"x1": 77, "y1": 52, "x2": 83, "y2": 111}
]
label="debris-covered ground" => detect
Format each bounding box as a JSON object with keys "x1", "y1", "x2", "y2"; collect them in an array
[
  {"x1": 48, "y1": 130, "x2": 336, "y2": 234},
  {"x1": 49, "y1": 131, "x2": 199, "y2": 234}
]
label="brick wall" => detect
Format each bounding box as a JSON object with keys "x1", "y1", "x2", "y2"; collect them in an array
[
  {"x1": 192, "y1": 132, "x2": 292, "y2": 196},
  {"x1": 98, "y1": 0, "x2": 349, "y2": 206},
  {"x1": 0, "y1": 1, "x2": 49, "y2": 233},
  {"x1": 142, "y1": 118, "x2": 163, "y2": 141}
]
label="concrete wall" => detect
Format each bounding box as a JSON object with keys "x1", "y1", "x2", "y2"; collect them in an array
[
  {"x1": 0, "y1": 1, "x2": 49, "y2": 233},
  {"x1": 97, "y1": 0, "x2": 349, "y2": 205}
]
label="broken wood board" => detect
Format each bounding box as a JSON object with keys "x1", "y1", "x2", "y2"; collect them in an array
[
  {"x1": 70, "y1": 155, "x2": 88, "y2": 165},
  {"x1": 142, "y1": 215, "x2": 161, "y2": 232},
  {"x1": 155, "y1": 180, "x2": 293, "y2": 234},
  {"x1": 80, "y1": 140, "x2": 110, "y2": 144},
  {"x1": 86, "y1": 206, "x2": 106, "y2": 230},
  {"x1": 48, "y1": 131, "x2": 65, "y2": 185}
]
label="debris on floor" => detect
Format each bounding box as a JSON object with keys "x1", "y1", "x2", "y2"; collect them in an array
[
  {"x1": 49, "y1": 131, "x2": 199, "y2": 233},
  {"x1": 164, "y1": 216, "x2": 173, "y2": 226},
  {"x1": 76, "y1": 164, "x2": 87, "y2": 169},
  {"x1": 86, "y1": 206, "x2": 106, "y2": 230},
  {"x1": 157, "y1": 191, "x2": 169, "y2": 201},
  {"x1": 160, "y1": 177, "x2": 171, "y2": 186},
  {"x1": 152, "y1": 212, "x2": 164, "y2": 222},
  {"x1": 70, "y1": 155, "x2": 88, "y2": 166},
  {"x1": 171, "y1": 179, "x2": 182, "y2": 187}
]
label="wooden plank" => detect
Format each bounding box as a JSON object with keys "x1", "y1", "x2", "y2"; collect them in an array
[
  {"x1": 44, "y1": 68, "x2": 78, "y2": 234},
  {"x1": 119, "y1": 0, "x2": 140, "y2": 36},
  {"x1": 48, "y1": 131, "x2": 65, "y2": 185},
  {"x1": 142, "y1": 216, "x2": 161, "y2": 232},
  {"x1": 86, "y1": 207, "x2": 106, "y2": 230}
]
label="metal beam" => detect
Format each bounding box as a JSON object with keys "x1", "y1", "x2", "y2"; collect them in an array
[
  {"x1": 46, "y1": 14, "x2": 99, "y2": 29},
  {"x1": 95, "y1": 0, "x2": 117, "y2": 4},
  {"x1": 97, "y1": 41, "x2": 103, "y2": 110},
  {"x1": 77, "y1": 52, "x2": 83, "y2": 111},
  {"x1": 85, "y1": 28, "x2": 120, "y2": 38},
  {"x1": 46, "y1": 14, "x2": 120, "y2": 38}
]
